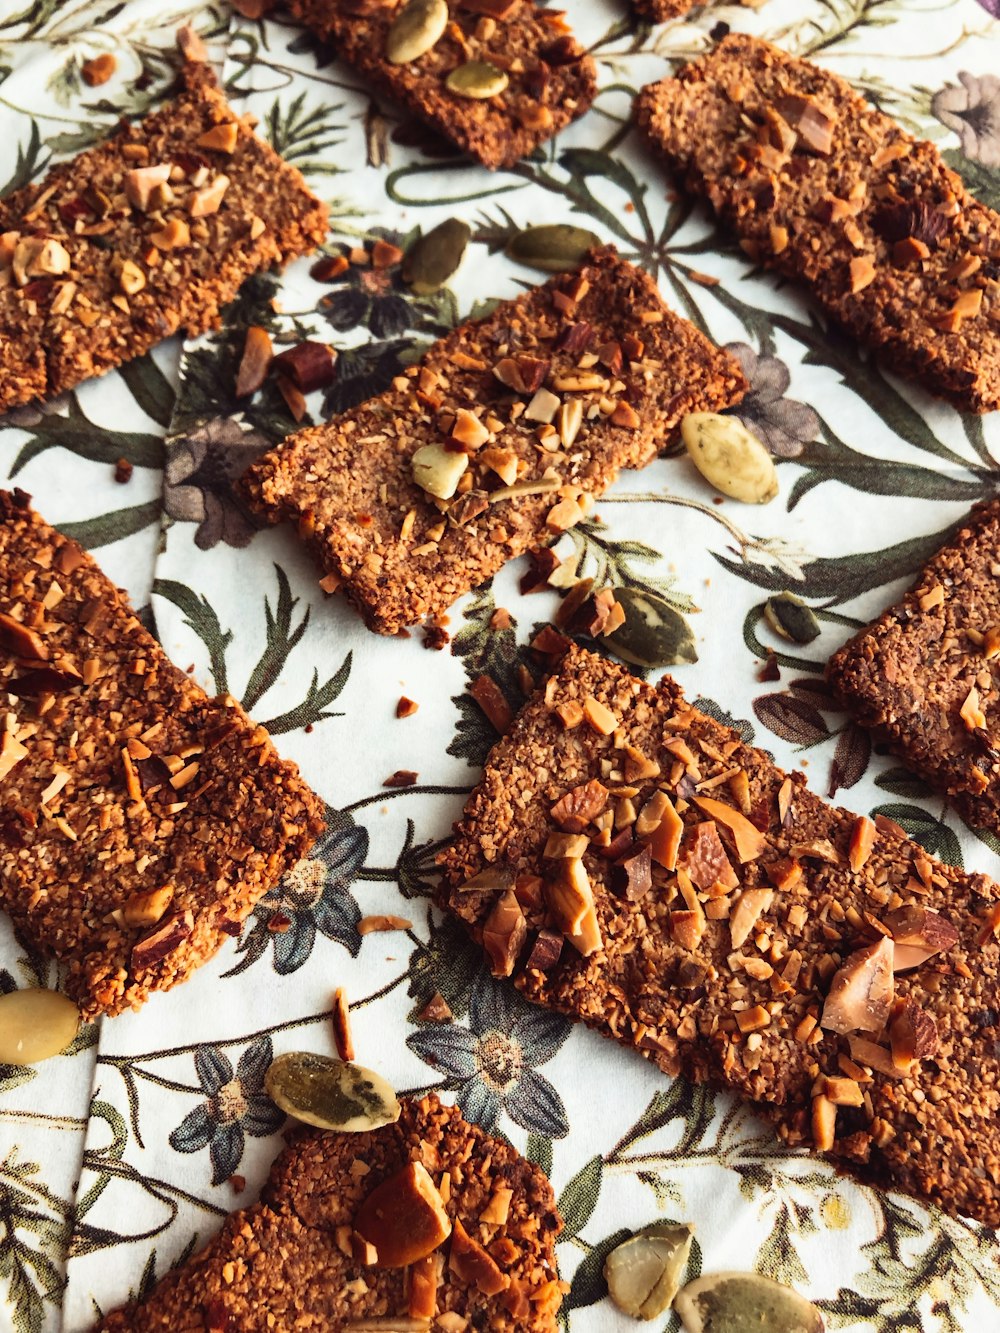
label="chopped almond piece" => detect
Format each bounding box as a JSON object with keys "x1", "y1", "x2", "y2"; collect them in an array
[
  {"x1": 451, "y1": 408, "x2": 491, "y2": 451},
  {"x1": 736, "y1": 1004, "x2": 770, "y2": 1033},
  {"x1": 546, "y1": 859, "x2": 601, "y2": 956},
  {"x1": 357, "y1": 914, "x2": 412, "y2": 935},
  {"x1": 849, "y1": 255, "x2": 876, "y2": 293},
  {"x1": 482, "y1": 890, "x2": 527, "y2": 978},
  {"x1": 480, "y1": 446, "x2": 519, "y2": 486},
  {"x1": 729, "y1": 887, "x2": 774, "y2": 949},
  {"x1": 408, "y1": 1252, "x2": 443, "y2": 1320},
  {"x1": 635, "y1": 789, "x2": 683, "y2": 870},
  {"x1": 822, "y1": 1075, "x2": 864, "y2": 1107},
  {"x1": 124, "y1": 162, "x2": 172, "y2": 211},
  {"x1": 0, "y1": 730, "x2": 29, "y2": 781},
  {"x1": 622, "y1": 744, "x2": 660, "y2": 781},
  {"x1": 820, "y1": 936, "x2": 894, "y2": 1035},
  {"x1": 883, "y1": 904, "x2": 959, "y2": 970},
  {"x1": 671, "y1": 907, "x2": 705, "y2": 951},
  {"x1": 960, "y1": 685, "x2": 987, "y2": 731},
  {"x1": 332, "y1": 987, "x2": 354, "y2": 1061},
  {"x1": 889, "y1": 998, "x2": 939, "y2": 1069},
  {"x1": 479, "y1": 1186, "x2": 513, "y2": 1226},
  {"x1": 196, "y1": 120, "x2": 239, "y2": 153},
  {"x1": 354, "y1": 1161, "x2": 451, "y2": 1269},
  {"x1": 449, "y1": 1218, "x2": 508, "y2": 1296},
  {"x1": 848, "y1": 1034, "x2": 907, "y2": 1078},
  {"x1": 550, "y1": 779, "x2": 609, "y2": 833},
  {"x1": 691, "y1": 795, "x2": 767, "y2": 862},
  {"x1": 812, "y1": 1094, "x2": 837, "y2": 1151},
  {"x1": 582, "y1": 695, "x2": 618, "y2": 735},
  {"x1": 543, "y1": 831, "x2": 588, "y2": 859},
  {"x1": 555, "y1": 699, "x2": 583, "y2": 730},
  {"x1": 848, "y1": 814, "x2": 876, "y2": 872},
  {"x1": 189, "y1": 173, "x2": 230, "y2": 217},
  {"x1": 122, "y1": 886, "x2": 174, "y2": 929},
  {"x1": 150, "y1": 218, "x2": 191, "y2": 250},
  {"x1": 470, "y1": 675, "x2": 513, "y2": 735},
  {"x1": 235, "y1": 325, "x2": 273, "y2": 398}
]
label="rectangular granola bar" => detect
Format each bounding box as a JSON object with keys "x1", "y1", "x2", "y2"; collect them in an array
[
  {"x1": 440, "y1": 643, "x2": 1000, "y2": 1226},
  {"x1": 0, "y1": 52, "x2": 327, "y2": 415},
  {"x1": 0, "y1": 489, "x2": 324, "y2": 1020},
  {"x1": 828, "y1": 500, "x2": 1000, "y2": 834},
  {"x1": 93, "y1": 1095, "x2": 563, "y2": 1332},
  {"x1": 636, "y1": 33, "x2": 1000, "y2": 413},
  {"x1": 286, "y1": 0, "x2": 596, "y2": 170},
  {"x1": 240, "y1": 247, "x2": 747, "y2": 635}
]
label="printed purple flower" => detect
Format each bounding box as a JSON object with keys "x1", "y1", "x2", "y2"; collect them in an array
[
  {"x1": 169, "y1": 1036, "x2": 284, "y2": 1185},
  {"x1": 164, "y1": 416, "x2": 270, "y2": 549},
  {"x1": 408, "y1": 973, "x2": 570, "y2": 1138},
  {"x1": 932, "y1": 71, "x2": 1000, "y2": 168},
  {"x1": 725, "y1": 342, "x2": 820, "y2": 458}
]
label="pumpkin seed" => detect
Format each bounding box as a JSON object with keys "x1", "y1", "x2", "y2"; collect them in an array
[
  {"x1": 764, "y1": 592, "x2": 821, "y2": 644},
  {"x1": 265, "y1": 1051, "x2": 401, "y2": 1133},
  {"x1": 605, "y1": 1223, "x2": 694, "y2": 1320},
  {"x1": 402, "y1": 218, "x2": 471, "y2": 295},
  {"x1": 412, "y1": 443, "x2": 468, "y2": 500},
  {"x1": 681, "y1": 412, "x2": 779, "y2": 505},
  {"x1": 506, "y1": 224, "x2": 601, "y2": 273},
  {"x1": 445, "y1": 60, "x2": 509, "y2": 100},
  {"x1": 0, "y1": 989, "x2": 80, "y2": 1066},
  {"x1": 385, "y1": 0, "x2": 448, "y2": 65},
  {"x1": 674, "y1": 1271, "x2": 824, "y2": 1333},
  {"x1": 604, "y1": 587, "x2": 698, "y2": 669}
]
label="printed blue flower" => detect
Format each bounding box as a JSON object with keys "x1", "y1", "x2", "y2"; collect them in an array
[
  {"x1": 169, "y1": 1035, "x2": 284, "y2": 1185},
  {"x1": 408, "y1": 972, "x2": 571, "y2": 1138}
]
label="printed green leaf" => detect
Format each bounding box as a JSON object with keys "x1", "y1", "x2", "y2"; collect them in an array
[
  {"x1": 557, "y1": 1155, "x2": 604, "y2": 1240},
  {"x1": 942, "y1": 148, "x2": 1000, "y2": 211},
  {"x1": 258, "y1": 653, "x2": 351, "y2": 734},
  {"x1": 563, "y1": 1228, "x2": 630, "y2": 1312},
  {"x1": 118, "y1": 355, "x2": 177, "y2": 430},
  {"x1": 526, "y1": 1133, "x2": 554, "y2": 1180},
  {"x1": 870, "y1": 803, "x2": 963, "y2": 869},
  {"x1": 59, "y1": 501, "x2": 161, "y2": 550},
  {"x1": 241, "y1": 565, "x2": 312, "y2": 713},
  {"x1": 152, "y1": 579, "x2": 233, "y2": 695},
  {"x1": 873, "y1": 767, "x2": 933, "y2": 800}
]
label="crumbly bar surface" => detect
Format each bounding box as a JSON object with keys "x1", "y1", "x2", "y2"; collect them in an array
[
  {"x1": 440, "y1": 644, "x2": 1000, "y2": 1226},
  {"x1": 0, "y1": 59, "x2": 327, "y2": 415},
  {"x1": 828, "y1": 500, "x2": 1000, "y2": 833},
  {"x1": 93, "y1": 1094, "x2": 564, "y2": 1332},
  {"x1": 636, "y1": 34, "x2": 1000, "y2": 413},
  {"x1": 287, "y1": 0, "x2": 596, "y2": 170},
  {"x1": 633, "y1": 0, "x2": 699, "y2": 20},
  {"x1": 0, "y1": 490, "x2": 323, "y2": 1020},
  {"x1": 240, "y1": 247, "x2": 747, "y2": 635}
]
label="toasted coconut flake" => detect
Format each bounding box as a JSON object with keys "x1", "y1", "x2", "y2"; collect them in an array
[{"x1": 691, "y1": 795, "x2": 767, "y2": 862}]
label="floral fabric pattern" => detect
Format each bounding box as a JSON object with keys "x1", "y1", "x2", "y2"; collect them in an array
[{"x1": 1, "y1": 2, "x2": 999, "y2": 1332}]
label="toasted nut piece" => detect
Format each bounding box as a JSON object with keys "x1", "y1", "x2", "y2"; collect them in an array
[
  {"x1": 525, "y1": 928, "x2": 563, "y2": 972},
  {"x1": 450, "y1": 408, "x2": 490, "y2": 450},
  {"x1": 635, "y1": 789, "x2": 683, "y2": 870},
  {"x1": 125, "y1": 162, "x2": 172, "y2": 211},
  {"x1": 848, "y1": 814, "x2": 876, "y2": 872},
  {"x1": 684, "y1": 820, "x2": 738, "y2": 891},
  {"x1": 610, "y1": 844, "x2": 653, "y2": 902},
  {"x1": 118, "y1": 259, "x2": 146, "y2": 296},
  {"x1": 883, "y1": 905, "x2": 959, "y2": 970},
  {"x1": 811, "y1": 1093, "x2": 837, "y2": 1151},
  {"x1": 479, "y1": 446, "x2": 518, "y2": 486},
  {"x1": 671, "y1": 907, "x2": 705, "y2": 951},
  {"x1": 0, "y1": 731, "x2": 29, "y2": 782},
  {"x1": 889, "y1": 999, "x2": 939, "y2": 1069},
  {"x1": 130, "y1": 909, "x2": 194, "y2": 971},
  {"x1": 354, "y1": 1161, "x2": 451, "y2": 1268},
  {"x1": 550, "y1": 778, "x2": 609, "y2": 833},
  {"x1": 470, "y1": 674, "x2": 513, "y2": 735},
  {"x1": 822, "y1": 1075, "x2": 864, "y2": 1107},
  {"x1": 960, "y1": 685, "x2": 987, "y2": 731},
  {"x1": 482, "y1": 890, "x2": 527, "y2": 978},
  {"x1": 33, "y1": 239, "x2": 71, "y2": 277},
  {"x1": 849, "y1": 255, "x2": 876, "y2": 293},
  {"x1": 81, "y1": 53, "x2": 117, "y2": 85},
  {"x1": 691, "y1": 795, "x2": 767, "y2": 862},
  {"x1": 546, "y1": 858, "x2": 593, "y2": 935},
  {"x1": 524, "y1": 387, "x2": 561, "y2": 423},
  {"x1": 729, "y1": 888, "x2": 774, "y2": 950},
  {"x1": 196, "y1": 121, "x2": 239, "y2": 153},
  {"x1": 189, "y1": 173, "x2": 230, "y2": 217},
  {"x1": 333, "y1": 987, "x2": 354, "y2": 1061},
  {"x1": 847, "y1": 1034, "x2": 905, "y2": 1078},
  {"x1": 820, "y1": 936, "x2": 894, "y2": 1035},
  {"x1": 122, "y1": 886, "x2": 174, "y2": 929},
  {"x1": 358, "y1": 914, "x2": 412, "y2": 935},
  {"x1": 176, "y1": 24, "x2": 208, "y2": 61},
  {"x1": 479, "y1": 1186, "x2": 513, "y2": 1227},
  {"x1": 149, "y1": 218, "x2": 191, "y2": 250},
  {"x1": 449, "y1": 1218, "x2": 508, "y2": 1295},
  {"x1": 408, "y1": 1251, "x2": 443, "y2": 1319},
  {"x1": 235, "y1": 325, "x2": 273, "y2": 398},
  {"x1": 412, "y1": 443, "x2": 467, "y2": 500},
  {"x1": 582, "y1": 695, "x2": 618, "y2": 735}
]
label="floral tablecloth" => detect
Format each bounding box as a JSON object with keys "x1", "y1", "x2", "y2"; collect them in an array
[{"x1": 2, "y1": 0, "x2": 1000, "y2": 1329}]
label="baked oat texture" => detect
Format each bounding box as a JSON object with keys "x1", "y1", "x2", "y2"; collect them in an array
[
  {"x1": 828, "y1": 499, "x2": 1000, "y2": 833},
  {"x1": 440, "y1": 644, "x2": 1000, "y2": 1226},
  {"x1": 0, "y1": 55, "x2": 327, "y2": 415},
  {"x1": 0, "y1": 489, "x2": 324, "y2": 1020},
  {"x1": 633, "y1": 0, "x2": 699, "y2": 20},
  {"x1": 636, "y1": 33, "x2": 1000, "y2": 413},
  {"x1": 240, "y1": 246, "x2": 747, "y2": 635},
  {"x1": 286, "y1": 0, "x2": 596, "y2": 170},
  {"x1": 92, "y1": 1093, "x2": 564, "y2": 1332}
]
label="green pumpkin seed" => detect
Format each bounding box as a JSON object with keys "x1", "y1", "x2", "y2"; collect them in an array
[
  {"x1": 402, "y1": 218, "x2": 471, "y2": 295},
  {"x1": 445, "y1": 60, "x2": 509, "y2": 100},
  {"x1": 681, "y1": 412, "x2": 778, "y2": 505},
  {"x1": 385, "y1": 0, "x2": 448, "y2": 65},
  {"x1": 506, "y1": 224, "x2": 602, "y2": 273},
  {"x1": 764, "y1": 592, "x2": 821, "y2": 644},
  {"x1": 604, "y1": 587, "x2": 698, "y2": 669},
  {"x1": 674, "y1": 1271, "x2": 824, "y2": 1333},
  {"x1": 605, "y1": 1223, "x2": 694, "y2": 1320},
  {"x1": 265, "y1": 1051, "x2": 401, "y2": 1133},
  {"x1": 0, "y1": 989, "x2": 80, "y2": 1066}
]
